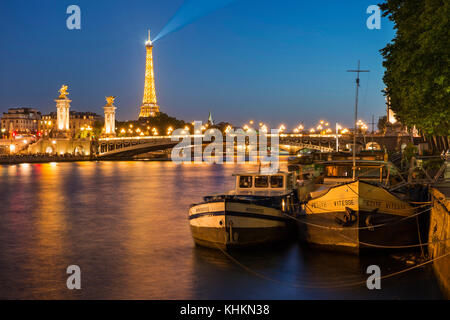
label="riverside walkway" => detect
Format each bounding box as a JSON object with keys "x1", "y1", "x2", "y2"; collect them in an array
[{"x1": 0, "y1": 154, "x2": 91, "y2": 165}]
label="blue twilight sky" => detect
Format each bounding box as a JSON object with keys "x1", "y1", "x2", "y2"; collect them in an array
[{"x1": 0, "y1": 0, "x2": 394, "y2": 129}]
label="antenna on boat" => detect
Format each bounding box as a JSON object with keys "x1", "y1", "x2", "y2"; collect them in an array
[{"x1": 347, "y1": 61, "x2": 370, "y2": 181}]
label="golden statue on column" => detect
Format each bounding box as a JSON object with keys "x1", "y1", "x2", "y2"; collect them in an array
[{"x1": 55, "y1": 84, "x2": 71, "y2": 132}]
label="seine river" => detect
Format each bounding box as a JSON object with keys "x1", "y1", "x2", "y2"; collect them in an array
[{"x1": 0, "y1": 161, "x2": 443, "y2": 299}]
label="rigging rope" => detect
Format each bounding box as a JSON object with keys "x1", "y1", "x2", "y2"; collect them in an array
[
  {"x1": 215, "y1": 242, "x2": 450, "y2": 290},
  {"x1": 289, "y1": 206, "x2": 431, "y2": 231}
]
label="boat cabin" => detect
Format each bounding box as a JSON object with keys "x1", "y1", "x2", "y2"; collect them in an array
[
  {"x1": 233, "y1": 172, "x2": 297, "y2": 197},
  {"x1": 317, "y1": 160, "x2": 398, "y2": 185}
]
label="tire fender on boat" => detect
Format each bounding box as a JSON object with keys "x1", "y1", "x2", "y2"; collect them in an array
[{"x1": 365, "y1": 208, "x2": 378, "y2": 231}]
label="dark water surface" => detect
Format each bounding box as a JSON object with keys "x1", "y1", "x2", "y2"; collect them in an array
[{"x1": 0, "y1": 161, "x2": 443, "y2": 299}]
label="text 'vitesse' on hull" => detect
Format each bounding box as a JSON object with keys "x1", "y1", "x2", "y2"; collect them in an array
[
  {"x1": 298, "y1": 181, "x2": 419, "y2": 253},
  {"x1": 189, "y1": 200, "x2": 293, "y2": 250}
]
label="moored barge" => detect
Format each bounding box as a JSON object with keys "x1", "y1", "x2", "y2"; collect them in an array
[
  {"x1": 297, "y1": 160, "x2": 426, "y2": 253},
  {"x1": 189, "y1": 171, "x2": 300, "y2": 249}
]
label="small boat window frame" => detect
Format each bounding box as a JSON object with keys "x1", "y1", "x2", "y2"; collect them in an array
[
  {"x1": 270, "y1": 175, "x2": 284, "y2": 188},
  {"x1": 254, "y1": 175, "x2": 269, "y2": 188},
  {"x1": 238, "y1": 175, "x2": 253, "y2": 188}
]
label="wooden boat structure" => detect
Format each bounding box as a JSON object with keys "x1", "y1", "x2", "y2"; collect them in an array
[
  {"x1": 189, "y1": 158, "x2": 435, "y2": 253},
  {"x1": 189, "y1": 171, "x2": 302, "y2": 250},
  {"x1": 295, "y1": 160, "x2": 430, "y2": 253}
]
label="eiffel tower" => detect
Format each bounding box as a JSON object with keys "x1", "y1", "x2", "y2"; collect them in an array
[{"x1": 139, "y1": 30, "x2": 160, "y2": 119}]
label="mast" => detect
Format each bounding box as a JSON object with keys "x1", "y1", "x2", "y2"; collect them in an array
[{"x1": 347, "y1": 61, "x2": 370, "y2": 180}]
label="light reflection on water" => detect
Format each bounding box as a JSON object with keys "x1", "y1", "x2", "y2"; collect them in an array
[{"x1": 0, "y1": 161, "x2": 443, "y2": 299}]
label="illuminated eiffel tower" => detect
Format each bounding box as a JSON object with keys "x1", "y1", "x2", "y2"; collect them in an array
[{"x1": 139, "y1": 30, "x2": 160, "y2": 119}]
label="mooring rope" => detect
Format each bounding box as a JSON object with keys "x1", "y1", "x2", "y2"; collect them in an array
[
  {"x1": 214, "y1": 242, "x2": 450, "y2": 290},
  {"x1": 287, "y1": 206, "x2": 431, "y2": 231},
  {"x1": 416, "y1": 216, "x2": 426, "y2": 257},
  {"x1": 285, "y1": 211, "x2": 450, "y2": 248},
  {"x1": 337, "y1": 231, "x2": 450, "y2": 249}
]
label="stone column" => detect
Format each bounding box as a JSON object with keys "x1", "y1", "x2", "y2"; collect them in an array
[
  {"x1": 103, "y1": 96, "x2": 117, "y2": 136},
  {"x1": 55, "y1": 85, "x2": 71, "y2": 132},
  {"x1": 55, "y1": 99, "x2": 71, "y2": 131}
]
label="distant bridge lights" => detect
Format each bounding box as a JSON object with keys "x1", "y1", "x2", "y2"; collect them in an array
[
  {"x1": 260, "y1": 125, "x2": 268, "y2": 134},
  {"x1": 224, "y1": 125, "x2": 233, "y2": 134},
  {"x1": 111, "y1": 119, "x2": 367, "y2": 139},
  {"x1": 357, "y1": 119, "x2": 369, "y2": 133},
  {"x1": 278, "y1": 124, "x2": 286, "y2": 133}
]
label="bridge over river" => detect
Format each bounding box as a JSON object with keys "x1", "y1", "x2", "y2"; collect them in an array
[{"x1": 96, "y1": 134, "x2": 416, "y2": 159}]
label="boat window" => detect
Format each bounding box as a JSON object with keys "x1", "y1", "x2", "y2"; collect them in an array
[
  {"x1": 326, "y1": 165, "x2": 352, "y2": 177},
  {"x1": 254, "y1": 176, "x2": 269, "y2": 188},
  {"x1": 325, "y1": 165, "x2": 387, "y2": 178},
  {"x1": 270, "y1": 175, "x2": 284, "y2": 188},
  {"x1": 239, "y1": 176, "x2": 252, "y2": 188}
]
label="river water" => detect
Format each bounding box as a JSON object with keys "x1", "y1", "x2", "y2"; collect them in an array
[{"x1": 0, "y1": 161, "x2": 443, "y2": 299}]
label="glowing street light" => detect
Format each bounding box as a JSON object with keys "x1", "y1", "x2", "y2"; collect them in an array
[{"x1": 261, "y1": 125, "x2": 268, "y2": 133}]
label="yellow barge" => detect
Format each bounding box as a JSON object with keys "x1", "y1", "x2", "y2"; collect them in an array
[{"x1": 298, "y1": 160, "x2": 426, "y2": 253}]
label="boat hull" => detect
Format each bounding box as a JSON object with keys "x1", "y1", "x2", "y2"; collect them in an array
[
  {"x1": 297, "y1": 210, "x2": 420, "y2": 253},
  {"x1": 298, "y1": 180, "x2": 421, "y2": 253},
  {"x1": 189, "y1": 200, "x2": 294, "y2": 249}
]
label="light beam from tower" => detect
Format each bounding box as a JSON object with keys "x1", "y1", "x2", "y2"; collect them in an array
[{"x1": 139, "y1": 29, "x2": 160, "y2": 119}]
